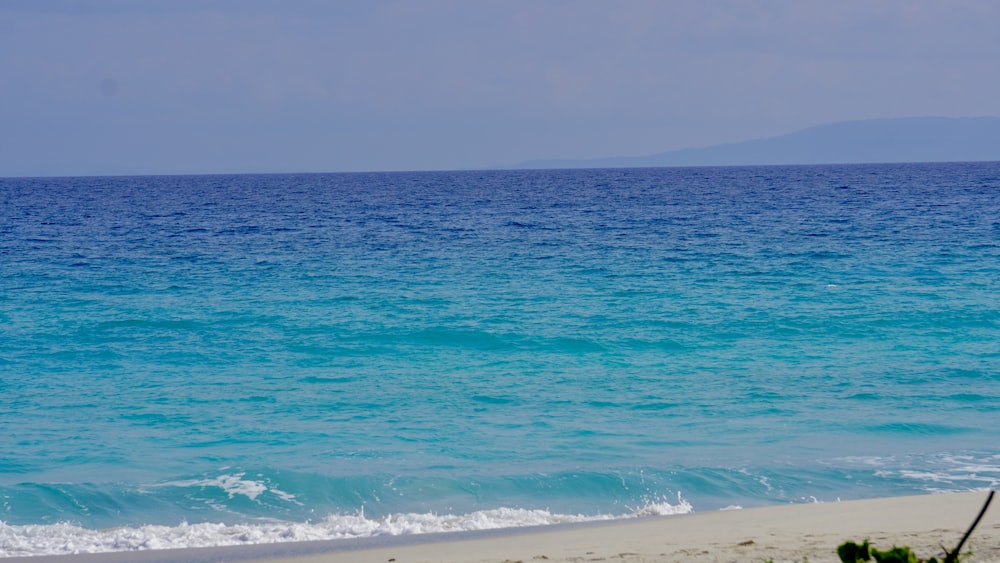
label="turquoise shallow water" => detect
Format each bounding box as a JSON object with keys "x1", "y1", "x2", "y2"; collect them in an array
[{"x1": 1, "y1": 163, "x2": 999, "y2": 555}]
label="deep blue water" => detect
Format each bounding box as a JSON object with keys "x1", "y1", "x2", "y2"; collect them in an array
[{"x1": 1, "y1": 163, "x2": 998, "y2": 555}]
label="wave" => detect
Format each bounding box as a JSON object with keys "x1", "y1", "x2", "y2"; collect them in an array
[{"x1": 0, "y1": 499, "x2": 692, "y2": 558}]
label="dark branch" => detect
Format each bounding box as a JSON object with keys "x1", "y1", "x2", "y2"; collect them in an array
[{"x1": 944, "y1": 490, "x2": 995, "y2": 563}]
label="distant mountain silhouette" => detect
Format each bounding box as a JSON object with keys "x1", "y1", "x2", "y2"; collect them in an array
[{"x1": 515, "y1": 116, "x2": 1000, "y2": 169}]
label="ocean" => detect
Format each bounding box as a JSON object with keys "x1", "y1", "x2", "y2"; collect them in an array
[{"x1": 1, "y1": 163, "x2": 998, "y2": 557}]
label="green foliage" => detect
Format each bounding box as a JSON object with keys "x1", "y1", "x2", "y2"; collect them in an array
[{"x1": 837, "y1": 540, "x2": 944, "y2": 563}]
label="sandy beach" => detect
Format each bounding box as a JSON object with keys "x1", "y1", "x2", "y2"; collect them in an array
[{"x1": 9, "y1": 491, "x2": 997, "y2": 563}]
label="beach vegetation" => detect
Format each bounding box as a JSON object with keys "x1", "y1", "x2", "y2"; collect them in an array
[
  {"x1": 837, "y1": 491, "x2": 994, "y2": 563},
  {"x1": 837, "y1": 540, "x2": 942, "y2": 563}
]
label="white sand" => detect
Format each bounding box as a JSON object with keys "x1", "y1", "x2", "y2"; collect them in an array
[{"x1": 10, "y1": 492, "x2": 998, "y2": 563}]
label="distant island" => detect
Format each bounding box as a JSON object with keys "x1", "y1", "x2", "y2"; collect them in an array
[{"x1": 514, "y1": 116, "x2": 1000, "y2": 169}]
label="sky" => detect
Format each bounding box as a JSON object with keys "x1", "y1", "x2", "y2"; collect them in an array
[{"x1": 2, "y1": 0, "x2": 999, "y2": 177}]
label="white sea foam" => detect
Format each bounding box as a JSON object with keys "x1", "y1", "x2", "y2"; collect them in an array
[
  {"x1": 847, "y1": 453, "x2": 1000, "y2": 493},
  {"x1": 152, "y1": 473, "x2": 300, "y2": 504},
  {"x1": 0, "y1": 499, "x2": 693, "y2": 558}
]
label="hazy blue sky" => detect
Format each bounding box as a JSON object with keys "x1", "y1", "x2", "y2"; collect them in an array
[{"x1": 2, "y1": 0, "x2": 999, "y2": 177}]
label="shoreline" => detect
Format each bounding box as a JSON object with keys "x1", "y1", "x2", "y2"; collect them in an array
[{"x1": 7, "y1": 491, "x2": 998, "y2": 563}]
